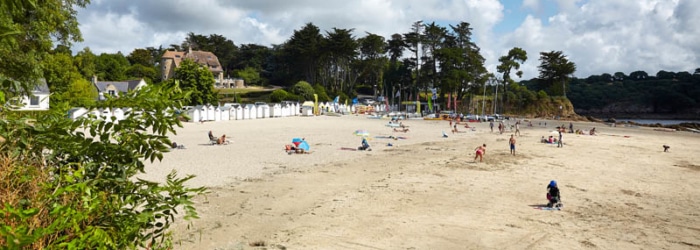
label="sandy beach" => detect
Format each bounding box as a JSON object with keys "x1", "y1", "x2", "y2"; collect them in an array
[{"x1": 141, "y1": 115, "x2": 700, "y2": 249}]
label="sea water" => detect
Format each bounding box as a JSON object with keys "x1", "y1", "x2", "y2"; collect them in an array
[{"x1": 619, "y1": 119, "x2": 700, "y2": 126}]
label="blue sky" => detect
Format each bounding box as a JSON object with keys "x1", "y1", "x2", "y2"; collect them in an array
[{"x1": 75, "y1": 0, "x2": 699, "y2": 79}]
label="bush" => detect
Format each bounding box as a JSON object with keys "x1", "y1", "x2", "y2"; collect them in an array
[
  {"x1": 291, "y1": 81, "x2": 315, "y2": 101},
  {"x1": 0, "y1": 82, "x2": 205, "y2": 249},
  {"x1": 269, "y1": 89, "x2": 289, "y2": 102},
  {"x1": 313, "y1": 84, "x2": 330, "y2": 102}
]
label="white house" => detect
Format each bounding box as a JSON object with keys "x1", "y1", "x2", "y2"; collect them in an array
[
  {"x1": 67, "y1": 107, "x2": 88, "y2": 119},
  {"x1": 15, "y1": 80, "x2": 50, "y2": 111},
  {"x1": 93, "y1": 76, "x2": 147, "y2": 100}
]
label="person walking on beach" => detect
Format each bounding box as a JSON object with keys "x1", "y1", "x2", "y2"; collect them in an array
[
  {"x1": 515, "y1": 121, "x2": 521, "y2": 136},
  {"x1": 489, "y1": 121, "x2": 494, "y2": 133},
  {"x1": 509, "y1": 135, "x2": 516, "y2": 155},
  {"x1": 569, "y1": 122, "x2": 574, "y2": 133},
  {"x1": 474, "y1": 144, "x2": 486, "y2": 162},
  {"x1": 557, "y1": 130, "x2": 563, "y2": 148}
]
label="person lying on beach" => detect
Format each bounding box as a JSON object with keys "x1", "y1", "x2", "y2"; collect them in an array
[
  {"x1": 171, "y1": 141, "x2": 186, "y2": 149},
  {"x1": 393, "y1": 128, "x2": 410, "y2": 133}
]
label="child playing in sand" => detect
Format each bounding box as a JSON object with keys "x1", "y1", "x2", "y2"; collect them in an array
[
  {"x1": 509, "y1": 135, "x2": 516, "y2": 155},
  {"x1": 474, "y1": 144, "x2": 486, "y2": 162},
  {"x1": 358, "y1": 137, "x2": 371, "y2": 151},
  {"x1": 547, "y1": 180, "x2": 562, "y2": 208}
]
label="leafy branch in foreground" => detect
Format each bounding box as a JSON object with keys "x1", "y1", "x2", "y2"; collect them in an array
[{"x1": 0, "y1": 81, "x2": 205, "y2": 249}]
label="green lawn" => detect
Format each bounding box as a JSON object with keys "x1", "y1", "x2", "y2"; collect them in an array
[{"x1": 216, "y1": 86, "x2": 277, "y2": 104}]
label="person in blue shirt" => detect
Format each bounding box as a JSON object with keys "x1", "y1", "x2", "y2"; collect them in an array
[{"x1": 547, "y1": 180, "x2": 562, "y2": 208}]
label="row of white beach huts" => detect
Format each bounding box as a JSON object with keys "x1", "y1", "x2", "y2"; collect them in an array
[{"x1": 67, "y1": 102, "x2": 389, "y2": 122}]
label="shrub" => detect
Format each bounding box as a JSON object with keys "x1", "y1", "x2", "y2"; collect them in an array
[
  {"x1": 269, "y1": 89, "x2": 290, "y2": 103},
  {"x1": 0, "y1": 81, "x2": 205, "y2": 249},
  {"x1": 291, "y1": 81, "x2": 315, "y2": 101}
]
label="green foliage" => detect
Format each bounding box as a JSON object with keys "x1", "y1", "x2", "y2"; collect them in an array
[
  {"x1": 0, "y1": 0, "x2": 88, "y2": 98},
  {"x1": 52, "y1": 78, "x2": 98, "y2": 108},
  {"x1": 74, "y1": 47, "x2": 98, "y2": 79},
  {"x1": 0, "y1": 81, "x2": 205, "y2": 249},
  {"x1": 291, "y1": 81, "x2": 315, "y2": 101},
  {"x1": 173, "y1": 59, "x2": 218, "y2": 105},
  {"x1": 313, "y1": 84, "x2": 331, "y2": 102},
  {"x1": 234, "y1": 67, "x2": 261, "y2": 86},
  {"x1": 126, "y1": 64, "x2": 158, "y2": 83},
  {"x1": 537, "y1": 51, "x2": 576, "y2": 96},
  {"x1": 96, "y1": 52, "x2": 131, "y2": 81},
  {"x1": 269, "y1": 89, "x2": 289, "y2": 102}
]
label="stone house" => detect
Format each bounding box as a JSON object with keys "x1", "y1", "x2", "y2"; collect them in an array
[{"x1": 161, "y1": 47, "x2": 224, "y2": 85}]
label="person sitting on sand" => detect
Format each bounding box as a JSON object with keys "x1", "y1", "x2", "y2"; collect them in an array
[
  {"x1": 663, "y1": 145, "x2": 670, "y2": 152},
  {"x1": 590, "y1": 127, "x2": 597, "y2": 135},
  {"x1": 358, "y1": 137, "x2": 371, "y2": 151},
  {"x1": 393, "y1": 127, "x2": 409, "y2": 133},
  {"x1": 217, "y1": 134, "x2": 227, "y2": 145},
  {"x1": 474, "y1": 144, "x2": 486, "y2": 162},
  {"x1": 547, "y1": 180, "x2": 562, "y2": 208},
  {"x1": 208, "y1": 130, "x2": 216, "y2": 141},
  {"x1": 452, "y1": 124, "x2": 459, "y2": 134}
]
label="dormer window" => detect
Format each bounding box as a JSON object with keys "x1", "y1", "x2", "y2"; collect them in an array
[
  {"x1": 30, "y1": 96, "x2": 39, "y2": 106},
  {"x1": 175, "y1": 55, "x2": 181, "y2": 58}
]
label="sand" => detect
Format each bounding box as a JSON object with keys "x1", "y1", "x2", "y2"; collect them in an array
[{"x1": 141, "y1": 115, "x2": 700, "y2": 249}]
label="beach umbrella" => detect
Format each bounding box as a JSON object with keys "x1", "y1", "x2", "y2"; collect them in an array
[
  {"x1": 297, "y1": 140, "x2": 310, "y2": 151},
  {"x1": 292, "y1": 137, "x2": 304, "y2": 146},
  {"x1": 354, "y1": 129, "x2": 370, "y2": 137}
]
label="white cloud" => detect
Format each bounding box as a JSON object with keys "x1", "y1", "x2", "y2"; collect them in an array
[{"x1": 73, "y1": 0, "x2": 699, "y2": 79}]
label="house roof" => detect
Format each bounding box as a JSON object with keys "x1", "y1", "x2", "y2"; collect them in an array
[
  {"x1": 94, "y1": 79, "x2": 144, "y2": 93},
  {"x1": 162, "y1": 49, "x2": 223, "y2": 73},
  {"x1": 33, "y1": 79, "x2": 50, "y2": 94}
]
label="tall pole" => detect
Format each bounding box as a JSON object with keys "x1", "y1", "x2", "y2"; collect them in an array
[
  {"x1": 481, "y1": 80, "x2": 487, "y2": 119},
  {"x1": 492, "y1": 79, "x2": 498, "y2": 115}
]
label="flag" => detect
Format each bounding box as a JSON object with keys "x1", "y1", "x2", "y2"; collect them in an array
[
  {"x1": 428, "y1": 94, "x2": 433, "y2": 112},
  {"x1": 314, "y1": 94, "x2": 318, "y2": 115}
]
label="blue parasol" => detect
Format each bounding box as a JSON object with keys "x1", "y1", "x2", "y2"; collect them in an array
[{"x1": 297, "y1": 140, "x2": 310, "y2": 151}]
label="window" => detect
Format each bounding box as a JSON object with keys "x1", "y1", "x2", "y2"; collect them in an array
[
  {"x1": 108, "y1": 90, "x2": 117, "y2": 96},
  {"x1": 30, "y1": 96, "x2": 40, "y2": 106}
]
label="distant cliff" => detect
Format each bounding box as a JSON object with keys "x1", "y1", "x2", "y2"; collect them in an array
[{"x1": 574, "y1": 102, "x2": 700, "y2": 119}]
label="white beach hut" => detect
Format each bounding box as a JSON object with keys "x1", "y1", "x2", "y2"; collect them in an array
[
  {"x1": 194, "y1": 105, "x2": 207, "y2": 122},
  {"x1": 207, "y1": 105, "x2": 215, "y2": 121},
  {"x1": 101, "y1": 108, "x2": 113, "y2": 121},
  {"x1": 258, "y1": 103, "x2": 271, "y2": 118},
  {"x1": 88, "y1": 109, "x2": 100, "y2": 119},
  {"x1": 213, "y1": 106, "x2": 222, "y2": 121},
  {"x1": 233, "y1": 104, "x2": 243, "y2": 120},
  {"x1": 219, "y1": 106, "x2": 231, "y2": 121},
  {"x1": 113, "y1": 108, "x2": 125, "y2": 121},
  {"x1": 301, "y1": 101, "x2": 314, "y2": 116},
  {"x1": 238, "y1": 105, "x2": 250, "y2": 120},
  {"x1": 271, "y1": 103, "x2": 282, "y2": 118},
  {"x1": 187, "y1": 108, "x2": 201, "y2": 123},
  {"x1": 244, "y1": 104, "x2": 257, "y2": 119}
]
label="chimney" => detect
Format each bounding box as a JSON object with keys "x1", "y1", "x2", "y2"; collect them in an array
[{"x1": 92, "y1": 75, "x2": 97, "y2": 84}]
